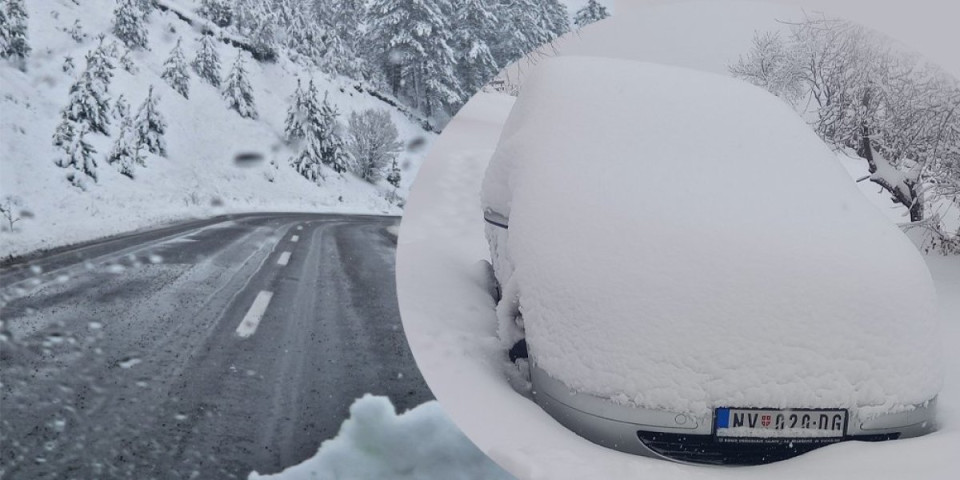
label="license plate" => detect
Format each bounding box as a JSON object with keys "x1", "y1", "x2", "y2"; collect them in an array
[{"x1": 715, "y1": 408, "x2": 847, "y2": 441}]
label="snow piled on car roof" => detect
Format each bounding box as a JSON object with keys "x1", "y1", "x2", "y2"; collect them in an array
[{"x1": 483, "y1": 56, "x2": 942, "y2": 417}]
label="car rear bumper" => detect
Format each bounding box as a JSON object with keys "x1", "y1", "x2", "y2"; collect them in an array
[{"x1": 530, "y1": 363, "x2": 936, "y2": 464}]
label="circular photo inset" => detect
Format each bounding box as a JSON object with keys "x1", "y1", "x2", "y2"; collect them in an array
[{"x1": 397, "y1": 1, "x2": 959, "y2": 479}]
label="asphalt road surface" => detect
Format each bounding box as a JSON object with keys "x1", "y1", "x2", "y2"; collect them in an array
[{"x1": 0, "y1": 213, "x2": 433, "y2": 479}]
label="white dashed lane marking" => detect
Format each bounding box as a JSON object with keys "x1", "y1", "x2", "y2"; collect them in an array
[
  {"x1": 236, "y1": 291, "x2": 273, "y2": 338},
  {"x1": 277, "y1": 251, "x2": 291, "y2": 266},
  {"x1": 291, "y1": 235, "x2": 299, "y2": 242}
]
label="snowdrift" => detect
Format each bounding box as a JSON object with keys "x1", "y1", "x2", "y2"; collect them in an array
[
  {"x1": 248, "y1": 395, "x2": 512, "y2": 480},
  {"x1": 482, "y1": 56, "x2": 942, "y2": 417}
]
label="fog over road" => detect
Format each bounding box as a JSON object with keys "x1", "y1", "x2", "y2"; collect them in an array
[{"x1": 0, "y1": 213, "x2": 433, "y2": 479}]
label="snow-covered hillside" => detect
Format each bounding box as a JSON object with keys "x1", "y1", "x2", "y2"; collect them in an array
[{"x1": 0, "y1": 0, "x2": 433, "y2": 260}]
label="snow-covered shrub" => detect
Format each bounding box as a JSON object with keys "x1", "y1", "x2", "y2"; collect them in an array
[
  {"x1": 0, "y1": 195, "x2": 25, "y2": 232},
  {"x1": 731, "y1": 16, "x2": 960, "y2": 246},
  {"x1": 346, "y1": 108, "x2": 402, "y2": 183}
]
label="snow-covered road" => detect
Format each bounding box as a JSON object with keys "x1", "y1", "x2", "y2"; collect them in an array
[{"x1": 0, "y1": 213, "x2": 432, "y2": 479}]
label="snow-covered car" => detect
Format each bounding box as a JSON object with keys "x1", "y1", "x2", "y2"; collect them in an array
[{"x1": 480, "y1": 56, "x2": 941, "y2": 465}]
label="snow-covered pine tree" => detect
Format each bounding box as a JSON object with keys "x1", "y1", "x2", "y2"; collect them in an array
[
  {"x1": 62, "y1": 55, "x2": 75, "y2": 74},
  {"x1": 366, "y1": 0, "x2": 464, "y2": 118},
  {"x1": 452, "y1": 0, "x2": 500, "y2": 95},
  {"x1": 119, "y1": 48, "x2": 138, "y2": 73},
  {"x1": 87, "y1": 39, "x2": 115, "y2": 88},
  {"x1": 113, "y1": 94, "x2": 131, "y2": 126},
  {"x1": 55, "y1": 123, "x2": 98, "y2": 189},
  {"x1": 198, "y1": 0, "x2": 233, "y2": 27},
  {"x1": 274, "y1": 0, "x2": 323, "y2": 62},
  {"x1": 67, "y1": 19, "x2": 86, "y2": 43},
  {"x1": 233, "y1": 0, "x2": 277, "y2": 61},
  {"x1": 192, "y1": 33, "x2": 221, "y2": 87},
  {"x1": 107, "y1": 121, "x2": 143, "y2": 178},
  {"x1": 63, "y1": 49, "x2": 113, "y2": 136},
  {"x1": 113, "y1": 0, "x2": 148, "y2": 50},
  {"x1": 314, "y1": 0, "x2": 366, "y2": 76},
  {"x1": 222, "y1": 53, "x2": 257, "y2": 119},
  {"x1": 318, "y1": 32, "x2": 355, "y2": 77},
  {"x1": 108, "y1": 92, "x2": 142, "y2": 177},
  {"x1": 346, "y1": 108, "x2": 402, "y2": 183},
  {"x1": 318, "y1": 92, "x2": 348, "y2": 173},
  {"x1": 134, "y1": 85, "x2": 166, "y2": 157},
  {"x1": 289, "y1": 80, "x2": 324, "y2": 182},
  {"x1": 537, "y1": 0, "x2": 570, "y2": 43},
  {"x1": 52, "y1": 115, "x2": 74, "y2": 149},
  {"x1": 161, "y1": 38, "x2": 190, "y2": 98},
  {"x1": 573, "y1": 0, "x2": 610, "y2": 28},
  {"x1": 283, "y1": 79, "x2": 307, "y2": 142},
  {"x1": 0, "y1": 4, "x2": 7, "y2": 55},
  {"x1": 134, "y1": 0, "x2": 153, "y2": 17},
  {"x1": 490, "y1": 0, "x2": 541, "y2": 68},
  {"x1": 2, "y1": 0, "x2": 30, "y2": 67},
  {"x1": 386, "y1": 158, "x2": 401, "y2": 188}
]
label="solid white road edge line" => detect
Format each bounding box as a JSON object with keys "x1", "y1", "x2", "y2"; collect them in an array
[
  {"x1": 291, "y1": 235, "x2": 299, "y2": 242},
  {"x1": 277, "y1": 251, "x2": 292, "y2": 266},
  {"x1": 236, "y1": 291, "x2": 273, "y2": 338}
]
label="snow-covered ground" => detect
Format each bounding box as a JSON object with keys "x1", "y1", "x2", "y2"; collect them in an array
[
  {"x1": 396, "y1": 88, "x2": 960, "y2": 479},
  {"x1": 0, "y1": 0, "x2": 433, "y2": 260}
]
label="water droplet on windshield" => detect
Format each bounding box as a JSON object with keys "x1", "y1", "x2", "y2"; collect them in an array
[
  {"x1": 234, "y1": 152, "x2": 264, "y2": 168},
  {"x1": 51, "y1": 418, "x2": 66, "y2": 432},
  {"x1": 117, "y1": 357, "x2": 142, "y2": 369},
  {"x1": 406, "y1": 136, "x2": 427, "y2": 153},
  {"x1": 387, "y1": 48, "x2": 405, "y2": 65}
]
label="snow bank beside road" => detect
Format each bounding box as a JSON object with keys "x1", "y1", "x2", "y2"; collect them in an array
[{"x1": 249, "y1": 395, "x2": 513, "y2": 480}]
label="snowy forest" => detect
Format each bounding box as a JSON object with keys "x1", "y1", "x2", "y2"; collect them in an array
[
  {"x1": 0, "y1": 0, "x2": 609, "y2": 257},
  {"x1": 730, "y1": 16, "x2": 960, "y2": 253},
  {"x1": 0, "y1": 0, "x2": 607, "y2": 191}
]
